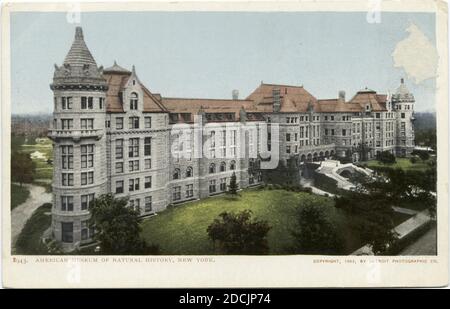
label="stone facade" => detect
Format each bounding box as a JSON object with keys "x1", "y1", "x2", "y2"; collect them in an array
[{"x1": 48, "y1": 27, "x2": 415, "y2": 250}]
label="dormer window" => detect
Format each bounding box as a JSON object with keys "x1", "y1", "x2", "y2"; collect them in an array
[{"x1": 130, "y1": 92, "x2": 138, "y2": 110}]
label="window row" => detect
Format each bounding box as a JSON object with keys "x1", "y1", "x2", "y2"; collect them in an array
[
  {"x1": 61, "y1": 171, "x2": 94, "y2": 186},
  {"x1": 208, "y1": 161, "x2": 236, "y2": 174},
  {"x1": 60, "y1": 145, "x2": 94, "y2": 170},
  {"x1": 61, "y1": 220, "x2": 95, "y2": 243},
  {"x1": 115, "y1": 176, "x2": 152, "y2": 194},
  {"x1": 60, "y1": 193, "x2": 95, "y2": 212},
  {"x1": 129, "y1": 196, "x2": 153, "y2": 213},
  {"x1": 57, "y1": 96, "x2": 105, "y2": 110},
  {"x1": 115, "y1": 137, "x2": 152, "y2": 159},
  {"x1": 115, "y1": 116, "x2": 152, "y2": 130}
]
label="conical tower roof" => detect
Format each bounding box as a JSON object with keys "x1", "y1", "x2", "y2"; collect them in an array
[
  {"x1": 392, "y1": 78, "x2": 414, "y2": 102},
  {"x1": 63, "y1": 27, "x2": 98, "y2": 67},
  {"x1": 51, "y1": 27, "x2": 107, "y2": 91}
]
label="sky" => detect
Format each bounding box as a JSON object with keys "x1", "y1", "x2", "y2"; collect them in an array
[{"x1": 10, "y1": 11, "x2": 436, "y2": 114}]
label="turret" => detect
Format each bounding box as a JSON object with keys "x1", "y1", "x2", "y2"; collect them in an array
[
  {"x1": 392, "y1": 78, "x2": 415, "y2": 156},
  {"x1": 48, "y1": 27, "x2": 108, "y2": 251}
]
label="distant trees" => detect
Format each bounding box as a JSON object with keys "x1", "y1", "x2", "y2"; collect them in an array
[
  {"x1": 376, "y1": 151, "x2": 396, "y2": 164},
  {"x1": 90, "y1": 194, "x2": 159, "y2": 254},
  {"x1": 207, "y1": 210, "x2": 271, "y2": 254},
  {"x1": 11, "y1": 152, "x2": 36, "y2": 186},
  {"x1": 291, "y1": 202, "x2": 344, "y2": 255}
]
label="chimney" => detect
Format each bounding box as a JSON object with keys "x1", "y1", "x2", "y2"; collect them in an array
[
  {"x1": 401, "y1": 78, "x2": 404, "y2": 84},
  {"x1": 338, "y1": 90, "x2": 346, "y2": 101},
  {"x1": 232, "y1": 89, "x2": 239, "y2": 100}
]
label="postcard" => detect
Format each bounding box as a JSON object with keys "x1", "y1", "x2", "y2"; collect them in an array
[{"x1": 1, "y1": 0, "x2": 448, "y2": 288}]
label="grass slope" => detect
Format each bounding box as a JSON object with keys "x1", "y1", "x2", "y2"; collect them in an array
[
  {"x1": 366, "y1": 158, "x2": 431, "y2": 172},
  {"x1": 15, "y1": 203, "x2": 52, "y2": 254},
  {"x1": 141, "y1": 189, "x2": 363, "y2": 255}
]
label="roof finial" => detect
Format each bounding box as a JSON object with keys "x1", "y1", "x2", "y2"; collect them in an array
[
  {"x1": 401, "y1": 77, "x2": 404, "y2": 84},
  {"x1": 132, "y1": 65, "x2": 136, "y2": 75},
  {"x1": 114, "y1": 60, "x2": 118, "y2": 66},
  {"x1": 75, "y1": 26, "x2": 83, "y2": 39}
]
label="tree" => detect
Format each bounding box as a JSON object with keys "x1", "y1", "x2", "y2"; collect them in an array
[
  {"x1": 90, "y1": 194, "x2": 159, "y2": 254},
  {"x1": 11, "y1": 152, "x2": 35, "y2": 186},
  {"x1": 207, "y1": 210, "x2": 271, "y2": 254},
  {"x1": 291, "y1": 202, "x2": 344, "y2": 255},
  {"x1": 376, "y1": 151, "x2": 396, "y2": 164},
  {"x1": 228, "y1": 172, "x2": 238, "y2": 195}
]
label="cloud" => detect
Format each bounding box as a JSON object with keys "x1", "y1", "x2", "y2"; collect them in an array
[{"x1": 392, "y1": 23, "x2": 438, "y2": 84}]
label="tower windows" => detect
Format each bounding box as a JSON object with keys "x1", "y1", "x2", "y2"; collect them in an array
[
  {"x1": 61, "y1": 97, "x2": 73, "y2": 109},
  {"x1": 61, "y1": 119, "x2": 73, "y2": 130},
  {"x1": 81, "y1": 144, "x2": 94, "y2": 168},
  {"x1": 99, "y1": 97, "x2": 105, "y2": 109},
  {"x1": 81, "y1": 193, "x2": 94, "y2": 211},
  {"x1": 60, "y1": 145, "x2": 73, "y2": 169},
  {"x1": 81, "y1": 97, "x2": 94, "y2": 109},
  {"x1": 81, "y1": 171, "x2": 94, "y2": 185},
  {"x1": 130, "y1": 93, "x2": 138, "y2": 110},
  {"x1": 61, "y1": 196, "x2": 74, "y2": 211},
  {"x1": 61, "y1": 173, "x2": 74, "y2": 186},
  {"x1": 61, "y1": 222, "x2": 73, "y2": 243},
  {"x1": 209, "y1": 163, "x2": 216, "y2": 174},
  {"x1": 81, "y1": 119, "x2": 94, "y2": 130}
]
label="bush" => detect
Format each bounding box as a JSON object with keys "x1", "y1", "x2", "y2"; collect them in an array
[{"x1": 410, "y1": 157, "x2": 418, "y2": 164}]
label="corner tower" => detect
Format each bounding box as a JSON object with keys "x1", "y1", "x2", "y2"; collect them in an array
[
  {"x1": 48, "y1": 27, "x2": 108, "y2": 250},
  {"x1": 391, "y1": 78, "x2": 415, "y2": 156}
]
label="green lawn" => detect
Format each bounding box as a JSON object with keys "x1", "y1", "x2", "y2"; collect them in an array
[
  {"x1": 15, "y1": 203, "x2": 52, "y2": 255},
  {"x1": 11, "y1": 184, "x2": 30, "y2": 210},
  {"x1": 366, "y1": 158, "x2": 432, "y2": 172},
  {"x1": 141, "y1": 189, "x2": 365, "y2": 255},
  {"x1": 17, "y1": 137, "x2": 54, "y2": 181}
]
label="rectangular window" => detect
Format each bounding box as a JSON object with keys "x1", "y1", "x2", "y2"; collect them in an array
[
  {"x1": 145, "y1": 176, "x2": 152, "y2": 189},
  {"x1": 129, "y1": 117, "x2": 140, "y2": 129},
  {"x1": 129, "y1": 178, "x2": 140, "y2": 192},
  {"x1": 401, "y1": 113, "x2": 405, "y2": 119},
  {"x1": 88, "y1": 97, "x2": 93, "y2": 109},
  {"x1": 81, "y1": 97, "x2": 87, "y2": 109},
  {"x1": 342, "y1": 129, "x2": 347, "y2": 136},
  {"x1": 81, "y1": 171, "x2": 94, "y2": 185},
  {"x1": 61, "y1": 119, "x2": 73, "y2": 130},
  {"x1": 61, "y1": 222, "x2": 73, "y2": 243},
  {"x1": 286, "y1": 133, "x2": 291, "y2": 142},
  {"x1": 220, "y1": 178, "x2": 227, "y2": 191},
  {"x1": 115, "y1": 139, "x2": 123, "y2": 159},
  {"x1": 61, "y1": 173, "x2": 74, "y2": 186},
  {"x1": 145, "y1": 158, "x2": 151, "y2": 170},
  {"x1": 144, "y1": 137, "x2": 151, "y2": 156},
  {"x1": 81, "y1": 144, "x2": 94, "y2": 168},
  {"x1": 128, "y1": 138, "x2": 139, "y2": 158},
  {"x1": 81, "y1": 119, "x2": 94, "y2": 130},
  {"x1": 186, "y1": 184, "x2": 193, "y2": 198},
  {"x1": 115, "y1": 181, "x2": 124, "y2": 194},
  {"x1": 145, "y1": 117, "x2": 152, "y2": 129},
  {"x1": 129, "y1": 160, "x2": 139, "y2": 172},
  {"x1": 145, "y1": 196, "x2": 152, "y2": 212},
  {"x1": 116, "y1": 117, "x2": 123, "y2": 130},
  {"x1": 286, "y1": 145, "x2": 291, "y2": 154},
  {"x1": 209, "y1": 180, "x2": 216, "y2": 193},
  {"x1": 61, "y1": 196, "x2": 74, "y2": 211},
  {"x1": 81, "y1": 220, "x2": 89, "y2": 240},
  {"x1": 99, "y1": 97, "x2": 105, "y2": 109},
  {"x1": 60, "y1": 145, "x2": 73, "y2": 170},
  {"x1": 115, "y1": 162, "x2": 123, "y2": 173},
  {"x1": 81, "y1": 193, "x2": 95, "y2": 211},
  {"x1": 173, "y1": 186, "x2": 181, "y2": 201}
]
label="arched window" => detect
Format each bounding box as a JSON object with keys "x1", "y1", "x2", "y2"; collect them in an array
[
  {"x1": 186, "y1": 166, "x2": 193, "y2": 178},
  {"x1": 220, "y1": 162, "x2": 226, "y2": 172},
  {"x1": 209, "y1": 163, "x2": 216, "y2": 174},
  {"x1": 130, "y1": 92, "x2": 138, "y2": 110},
  {"x1": 230, "y1": 160, "x2": 236, "y2": 170},
  {"x1": 173, "y1": 168, "x2": 180, "y2": 180}
]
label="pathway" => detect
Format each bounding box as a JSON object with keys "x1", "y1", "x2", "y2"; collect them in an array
[{"x1": 11, "y1": 183, "x2": 52, "y2": 252}]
